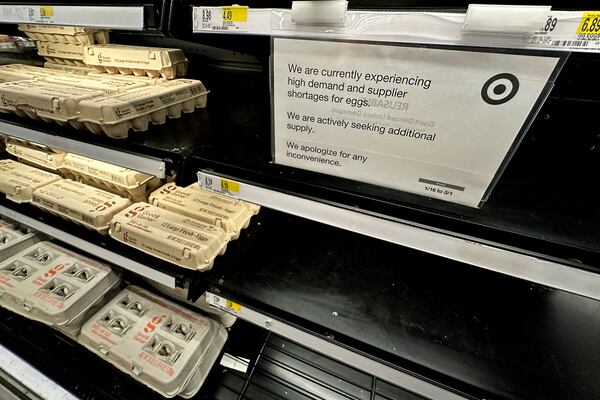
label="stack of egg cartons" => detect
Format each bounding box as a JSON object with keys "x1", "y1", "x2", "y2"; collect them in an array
[
  {"x1": 18, "y1": 24, "x2": 108, "y2": 74},
  {"x1": 0, "y1": 241, "x2": 121, "y2": 337}
]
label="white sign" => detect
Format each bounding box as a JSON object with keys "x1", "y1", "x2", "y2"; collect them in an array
[{"x1": 272, "y1": 38, "x2": 563, "y2": 207}]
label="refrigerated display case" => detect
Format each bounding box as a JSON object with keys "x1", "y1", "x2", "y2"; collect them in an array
[{"x1": 0, "y1": 1, "x2": 599, "y2": 400}]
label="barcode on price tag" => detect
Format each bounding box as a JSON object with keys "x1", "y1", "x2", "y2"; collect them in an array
[
  {"x1": 193, "y1": 6, "x2": 248, "y2": 32},
  {"x1": 207, "y1": 293, "x2": 242, "y2": 313},
  {"x1": 530, "y1": 10, "x2": 600, "y2": 50}
]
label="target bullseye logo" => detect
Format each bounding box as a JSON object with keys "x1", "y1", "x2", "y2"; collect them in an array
[{"x1": 481, "y1": 73, "x2": 519, "y2": 105}]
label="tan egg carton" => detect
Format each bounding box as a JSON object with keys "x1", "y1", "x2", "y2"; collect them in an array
[
  {"x1": 36, "y1": 41, "x2": 87, "y2": 66},
  {"x1": 31, "y1": 179, "x2": 132, "y2": 235},
  {"x1": 44, "y1": 62, "x2": 96, "y2": 75},
  {"x1": 0, "y1": 218, "x2": 40, "y2": 262},
  {"x1": 78, "y1": 79, "x2": 208, "y2": 139},
  {"x1": 0, "y1": 80, "x2": 105, "y2": 128},
  {"x1": 0, "y1": 159, "x2": 61, "y2": 203},
  {"x1": 109, "y1": 203, "x2": 228, "y2": 271},
  {"x1": 39, "y1": 73, "x2": 150, "y2": 93},
  {"x1": 0, "y1": 241, "x2": 121, "y2": 335},
  {"x1": 63, "y1": 153, "x2": 161, "y2": 202},
  {"x1": 79, "y1": 285, "x2": 227, "y2": 398},
  {"x1": 149, "y1": 183, "x2": 259, "y2": 240},
  {"x1": 89, "y1": 72, "x2": 166, "y2": 85},
  {"x1": 0, "y1": 63, "x2": 63, "y2": 83},
  {"x1": 18, "y1": 24, "x2": 109, "y2": 45},
  {"x1": 83, "y1": 44, "x2": 187, "y2": 79},
  {"x1": 5, "y1": 138, "x2": 66, "y2": 172}
]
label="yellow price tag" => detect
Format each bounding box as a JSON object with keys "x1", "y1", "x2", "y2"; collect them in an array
[
  {"x1": 226, "y1": 300, "x2": 242, "y2": 312},
  {"x1": 39, "y1": 6, "x2": 54, "y2": 17},
  {"x1": 222, "y1": 6, "x2": 248, "y2": 23},
  {"x1": 577, "y1": 12, "x2": 600, "y2": 34},
  {"x1": 220, "y1": 179, "x2": 240, "y2": 193}
]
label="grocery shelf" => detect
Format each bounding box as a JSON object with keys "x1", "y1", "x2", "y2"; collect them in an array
[
  {"x1": 0, "y1": 1, "x2": 165, "y2": 30},
  {"x1": 186, "y1": 50, "x2": 600, "y2": 269},
  {"x1": 0, "y1": 201, "x2": 178, "y2": 288},
  {"x1": 201, "y1": 208, "x2": 600, "y2": 400},
  {"x1": 0, "y1": 119, "x2": 167, "y2": 178},
  {"x1": 199, "y1": 170, "x2": 600, "y2": 302},
  {"x1": 0, "y1": 109, "x2": 212, "y2": 179}
]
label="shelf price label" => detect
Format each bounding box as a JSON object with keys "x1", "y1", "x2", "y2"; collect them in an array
[
  {"x1": 39, "y1": 6, "x2": 54, "y2": 18},
  {"x1": 207, "y1": 293, "x2": 242, "y2": 313},
  {"x1": 193, "y1": 6, "x2": 248, "y2": 32},
  {"x1": 577, "y1": 12, "x2": 600, "y2": 34},
  {"x1": 198, "y1": 172, "x2": 241, "y2": 199}
]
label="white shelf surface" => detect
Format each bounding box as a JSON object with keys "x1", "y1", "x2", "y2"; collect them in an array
[
  {"x1": 198, "y1": 171, "x2": 600, "y2": 302},
  {"x1": 0, "y1": 4, "x2": 144, "y2": 29},
  {"x1": 0, "y1": 120, "x2": 166, "y2": 178},
  {"x1": 0, "y1": 204, "x2": 176, "y2": 288}
]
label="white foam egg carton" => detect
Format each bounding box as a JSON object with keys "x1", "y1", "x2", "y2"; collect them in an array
[
  {"x1": 36, "y1": 41, "x2": 87, "y2": 66},
  {"x1": 0, "y1": 159, "x2": 61, "y2": 203},
  {"x1": 0, "y1": 80, "x2": 105, "y2": 128},
  {"x1": 62, "y1": 153, "x2": 161, "y2": 202},
  {"x1": 150, "y1": 183, "x2": 259, "y2": 240},
  {"x1": 78, "y1": 79, "x2": 208, "y2": 139},
  {"x1": 79, "y1": 285, "x2": 227, "y2": 398},
  {"x1": 0, "y1": 218, "x2": 40, "y2": 262},
  {"x1": 83, "y1": 44, "x2": 187, "y2": 79},
  {"x1": 18, "y1": 24, "x2": 109, "y2": 45},
  {"x1": 43, "y1": 61, "x2": 96, "y2": 75},
  {"x1": 31, "y1": 179, "x2": 132, "y2": 235},
  {"x1": 109, "y1": 203, "x2": 228, "y2": 271},
  {"x1": 0, "y1": 241, "x2": 121, "y2": 335},
  {"x1": 5, "y1": 138, "x2": 66, "y2": 172}
]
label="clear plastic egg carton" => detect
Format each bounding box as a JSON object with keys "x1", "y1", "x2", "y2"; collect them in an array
[
  {"x1": 79, "y1": 285, "x2": 227, "y2": 398},
  {"x1": 0, "y1": 80, "x2": 105, "y2": 128},
  {"x1": 36, "y1": 41, "x2": 87, "y2": 66},
  {"x1": 31, "y1": 179, "x2": 132, "y2": 235},
  {"x1": 83, "y1": 44, "x2": 187, "y2": 79},
  {"x1": 18, "y1": 24, "x2": 109, "y2": 45},
  {"x1": 109, "y1": 203, "x2": 228, "y2": 271},
  {"x1": 0, "y1": 159, "x2": 61, "y2": 203},
  {"x1": 0, "y1": 218, "x2": 40, "y2": 262},
  {"x1": 43, "y1": 61, "x2": 95, "y2": 75},
  {"x1": 63, "y1": 153, "x2": 161, "y2": 202},
  {"x1": 0, "y1": 241, "x2": 121, "y2": 335},
  {"x1": 5, "y1": 138, "x2": 66, "y2": 172},
  {"x1": 150, "y1": 183, "x2": 259, "y2": 240},
  {"x1": 78, "y1": 79, "x2": 208, "y2": 139}
]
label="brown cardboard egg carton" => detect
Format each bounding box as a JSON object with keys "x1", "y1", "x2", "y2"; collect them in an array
[
  {"x1": 18, "y1": 24, "x2": 109, "y2": 45},
  {"x1": 44, "y1": 61, "x2": 96, "y2": 75},
  {"x1": 109, "y1": 203, "x2": 228, "y2": 271},
  {"x1": 0, "y1": 218, "x2": 40, "y2": 262},
  {"x1": 63, "y1": 153, "x2": 161, "y2": 202},
  {"x1": 39, "y1": 72, "x2": 149, "y2": 93},
  {"x1": 0, "y1": 63, "x2": 63, "y2": 82},
  {"x1": 0, "y1": 80, "x2": 105, "y2": 128},
  {"x1": 5, "y1": 138, "x2": 66, "y2": 172},
  {"x1": 149, "y1": 183, "x2": 259, "y2": 240},
  {"x1": 36, "y1": 41, "x2": 87, "y2": 66},
  {"x1": 78, "y1": 79, "x2": 208, "y2": 139},
  {"x1": 0, "y1": 241, "x2": 120, "y2": 335},
  {"x1": 78, "y1": 285, "x2": 227, "y2": 398},
  {"x1": 83, "y1": 44, "x2": 187, "y2": 79},
  {"x1": 31, "y1": 179, "x2": 132, "y2": 235},
  {"x1": 0, "y1": 159, "x2": 61, "y2": 203}
]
